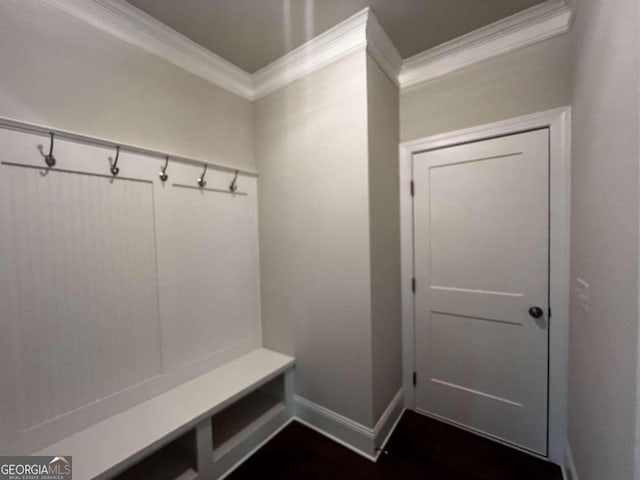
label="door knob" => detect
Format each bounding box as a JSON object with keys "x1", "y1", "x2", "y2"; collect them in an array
[{"x1": 529, "y1": 306, "x2": 544, "y2": 318}]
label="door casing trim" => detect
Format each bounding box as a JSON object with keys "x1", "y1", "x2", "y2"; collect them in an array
[{"x1": 399, "y1": 107, "x2": 571, "y2": 466}]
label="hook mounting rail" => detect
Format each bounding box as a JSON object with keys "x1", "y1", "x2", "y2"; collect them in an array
[{"x1": 0, "y1": 116, "x2": 258, "y2": 178}]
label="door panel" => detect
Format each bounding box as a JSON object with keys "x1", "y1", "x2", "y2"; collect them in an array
[{"x1": 413, "y1": 129, "x2": 549, "y2": 454}]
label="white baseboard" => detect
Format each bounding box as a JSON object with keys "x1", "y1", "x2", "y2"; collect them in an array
[
  {"x1": 563, "y1": 438, "x2": 579, "y2": 480},
  {"x1": 293, "y1": 416, "x2": 378, "y2": 461},
  {"x1": 293, "y1": 388, "x2": 405, "y2": 461},
  {"x1": 373, "y1": 389, "x2": 405, "y2": 452},
  {"x1": 294, "y1": 396, "x2": 377, "y2": 459},
  {"x1": 216, "y1": 390, "x2": 406, "y2": 477}
]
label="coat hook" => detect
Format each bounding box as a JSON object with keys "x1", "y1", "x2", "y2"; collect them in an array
[
  {"x1": 229, "y1": 170, "x2": 239, "y2": 192},
  {"x1": 44, "y1": 132, "x2": 56, "y2": 167},
  {"x1": 110, "y1": 146, "x2": 120, "y2": 176},
  {"x1": 159, "y1": 156, "x2": 169, "y2": 182},
  {"x1": 198, "y1": 164, "x2": 208, "y2": 188}
]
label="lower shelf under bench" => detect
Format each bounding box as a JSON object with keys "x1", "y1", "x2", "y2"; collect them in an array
[
  {"x1": 113, "y1": 430, "x2": 198, "y2": 480},
  {"x1": 213, "y1": 375, "x2": 286, "y2": 462}
]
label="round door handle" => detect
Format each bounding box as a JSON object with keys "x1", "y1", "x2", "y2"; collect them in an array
[{"x1": 529, "y1": 306, "x2": 544, "y2": 319}]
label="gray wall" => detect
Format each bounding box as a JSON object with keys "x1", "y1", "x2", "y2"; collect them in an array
[
  {"x1": 568, "y1": 0, "x2": 640, "y2": 478},
  {"x1": 256, "y1": 52, "x2": 403, "y2": 428},
  {"x1": 256, "y1": 52, "x2": 375, "y2": 426},
  {"x1": 400, "y1": 34, "x2": 573, "y2": 142},
  {"x1": 0, "y1": 0, "x2": 255, "y2": 171},
  {"x1": 367, "y1": 57, "x2": 403, "y2": 423}
]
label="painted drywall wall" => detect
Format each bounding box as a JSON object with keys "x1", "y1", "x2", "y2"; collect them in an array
[
  {"x1": 0, "y1": 0, "x2": 254, "y2": 171},
  {"x1": 367, "y1": 57, "x2": 402, "y2": 423},
  {"x1": 400, "y1": 34, "x2": 572, "y2": 142},
  {"x1": 255, "y1": 52, "x2": 375, "y2": 426},
  {"x1": 568, "y1": 0, "x2": 640, "y2": 479}
]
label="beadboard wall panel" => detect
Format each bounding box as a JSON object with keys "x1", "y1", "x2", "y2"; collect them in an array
[
  {"x1": 2, "y1": 167, "x2": 163, "y2": 432},
  {"x1": 0, "y1": 128, "x2": 261, "y2": 454},
  {"x1": 156, "y1": 182, "x2": 261, "y2": 370}
]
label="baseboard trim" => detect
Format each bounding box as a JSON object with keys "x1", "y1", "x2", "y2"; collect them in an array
[
  {"x1": 216, "y1": 391, "x2": 406, "y2": 476},
  {"x1": 375, "y1": 406, "x2": 405, "y2": 456},
  {"x1": 373, "y1": 389, "x2": 405, "y2": 450},
  {"x1": 294, "y1": 395, "x2": 376, "y2": 458},
  {"x1": 293, "y1": 417, "x2": 378, "y2": 461},
  {"x1": 563, "y1": 438, "x2": 579, "y2": 480},
  {"x1": 293, "y1": 388, "x2": 405, "y2": 461}
]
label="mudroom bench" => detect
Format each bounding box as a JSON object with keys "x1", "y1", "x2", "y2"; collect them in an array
[{"x1": 36, "y1": 349, "x2": 295, "y2": 480}]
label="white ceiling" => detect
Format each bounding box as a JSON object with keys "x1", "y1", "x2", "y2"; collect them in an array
[{"x1": 125, "y1": 0, "x2": 546, "y2": 73}]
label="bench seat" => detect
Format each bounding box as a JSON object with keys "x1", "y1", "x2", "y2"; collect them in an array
[{"x1": 36, "y1": 349, "x2": 295, "y2": 480}]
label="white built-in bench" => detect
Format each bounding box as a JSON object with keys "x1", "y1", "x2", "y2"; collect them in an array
[{"x1": 36, "y1": 349, "x2": 295, "y2": 480}]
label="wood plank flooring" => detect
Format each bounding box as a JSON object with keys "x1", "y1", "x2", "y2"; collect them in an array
[{"x1": 228, "y1": 410, "x2": 563, "y2": 479}]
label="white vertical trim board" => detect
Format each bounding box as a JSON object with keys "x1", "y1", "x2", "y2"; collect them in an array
[
  {"x1": 293, "y1": 388, "x2": 405, "y2": 461},
  {"x1": 400, "y1": 145, "x2": 417, "y2": 411},
  {"x1": 399, "y1": 107, "x2": 571, "y2": 466}
]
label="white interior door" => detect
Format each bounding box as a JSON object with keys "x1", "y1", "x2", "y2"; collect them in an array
[{"x1": 413, "y1": 129, "x2": 550, "y2": 455}]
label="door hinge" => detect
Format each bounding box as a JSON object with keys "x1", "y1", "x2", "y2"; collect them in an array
[
  {"x1": 413, "y1": 372, "x2": 417, "y2": 387},
  {"x1": 548, "y1": 307, "x2": 552, "y2": 319},
  {"x1": 411, "y1": 277, "x2": 416, "y2": 294},
  {"x1": 410, "y1": 180, "x2": 415, "y2": 197}
]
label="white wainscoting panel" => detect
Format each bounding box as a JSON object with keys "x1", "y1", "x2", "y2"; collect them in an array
[
  {"x1": 1, "y1": 166, "x2": 163, "y2": 432},
  {"x1": 155, "y1": 163, "x2": 261, "y2": 370},
  {"x1": 0, "y1": 128, "x2": 261, "y2": 454}
]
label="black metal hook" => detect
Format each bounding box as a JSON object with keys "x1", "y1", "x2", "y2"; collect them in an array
[
  {"x1": 198, "y1": 164, "x2": 208, "y2": 188},
  {"x1": 110, "y1": 146, "x2": 120, "y2": 176},
  {"x1": 159, "y1": 156, "x2": 169, "y2": 183},
  {"x1": 44, "y1": 132, "x2": 56, "y2": 167},
  {"x1": 229, "y1": 170, "x2": 239, "y2": 192}
]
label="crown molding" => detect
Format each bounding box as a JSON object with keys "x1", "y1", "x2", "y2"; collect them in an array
[
  {"x1": 366, "y1": 10, "x2": 403, "y2": 86},
  {"x1": 252, "y1": 8, "x2": 370, "y2": 100},
  {"x1": 251, "y1": 8, "x2": 402, "y2": 100},
  {"x1": 41, "y1": 0, "x2": 572, "y2": 101},
  {"x1": 41, "y1": 0, "x2": 254, "y2": 100},
  {"x1": 399, "y1": 0, "x2": 572, "y2": 91}
]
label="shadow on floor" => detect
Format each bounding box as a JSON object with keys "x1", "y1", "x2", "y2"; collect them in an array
[{"x1": 228, "y1": 410, "x2": 562, "y2": 479}]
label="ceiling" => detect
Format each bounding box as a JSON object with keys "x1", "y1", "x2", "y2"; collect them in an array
[{"x1": 126, "y1": 0, "x2": 547, "y2": 73}]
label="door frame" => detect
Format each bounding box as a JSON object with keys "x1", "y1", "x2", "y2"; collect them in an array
[{"x1": 399, "y1": 107, "x2": 571, "y2": 465}]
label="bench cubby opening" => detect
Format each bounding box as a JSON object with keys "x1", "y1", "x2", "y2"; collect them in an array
[
  {"x1": 112, "y1": 429, "x2": 198, "y2": 480},
  {"x1": 212, "y1": 375, "x2": 286, "y2": 461},
  {"x1": 35, "y1": 349, "x2": 294, "y2": 480}
]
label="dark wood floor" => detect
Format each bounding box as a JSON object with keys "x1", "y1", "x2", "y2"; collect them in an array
[{"x1": 228, "y1": 410, "x2": 562, "y2": 479}]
